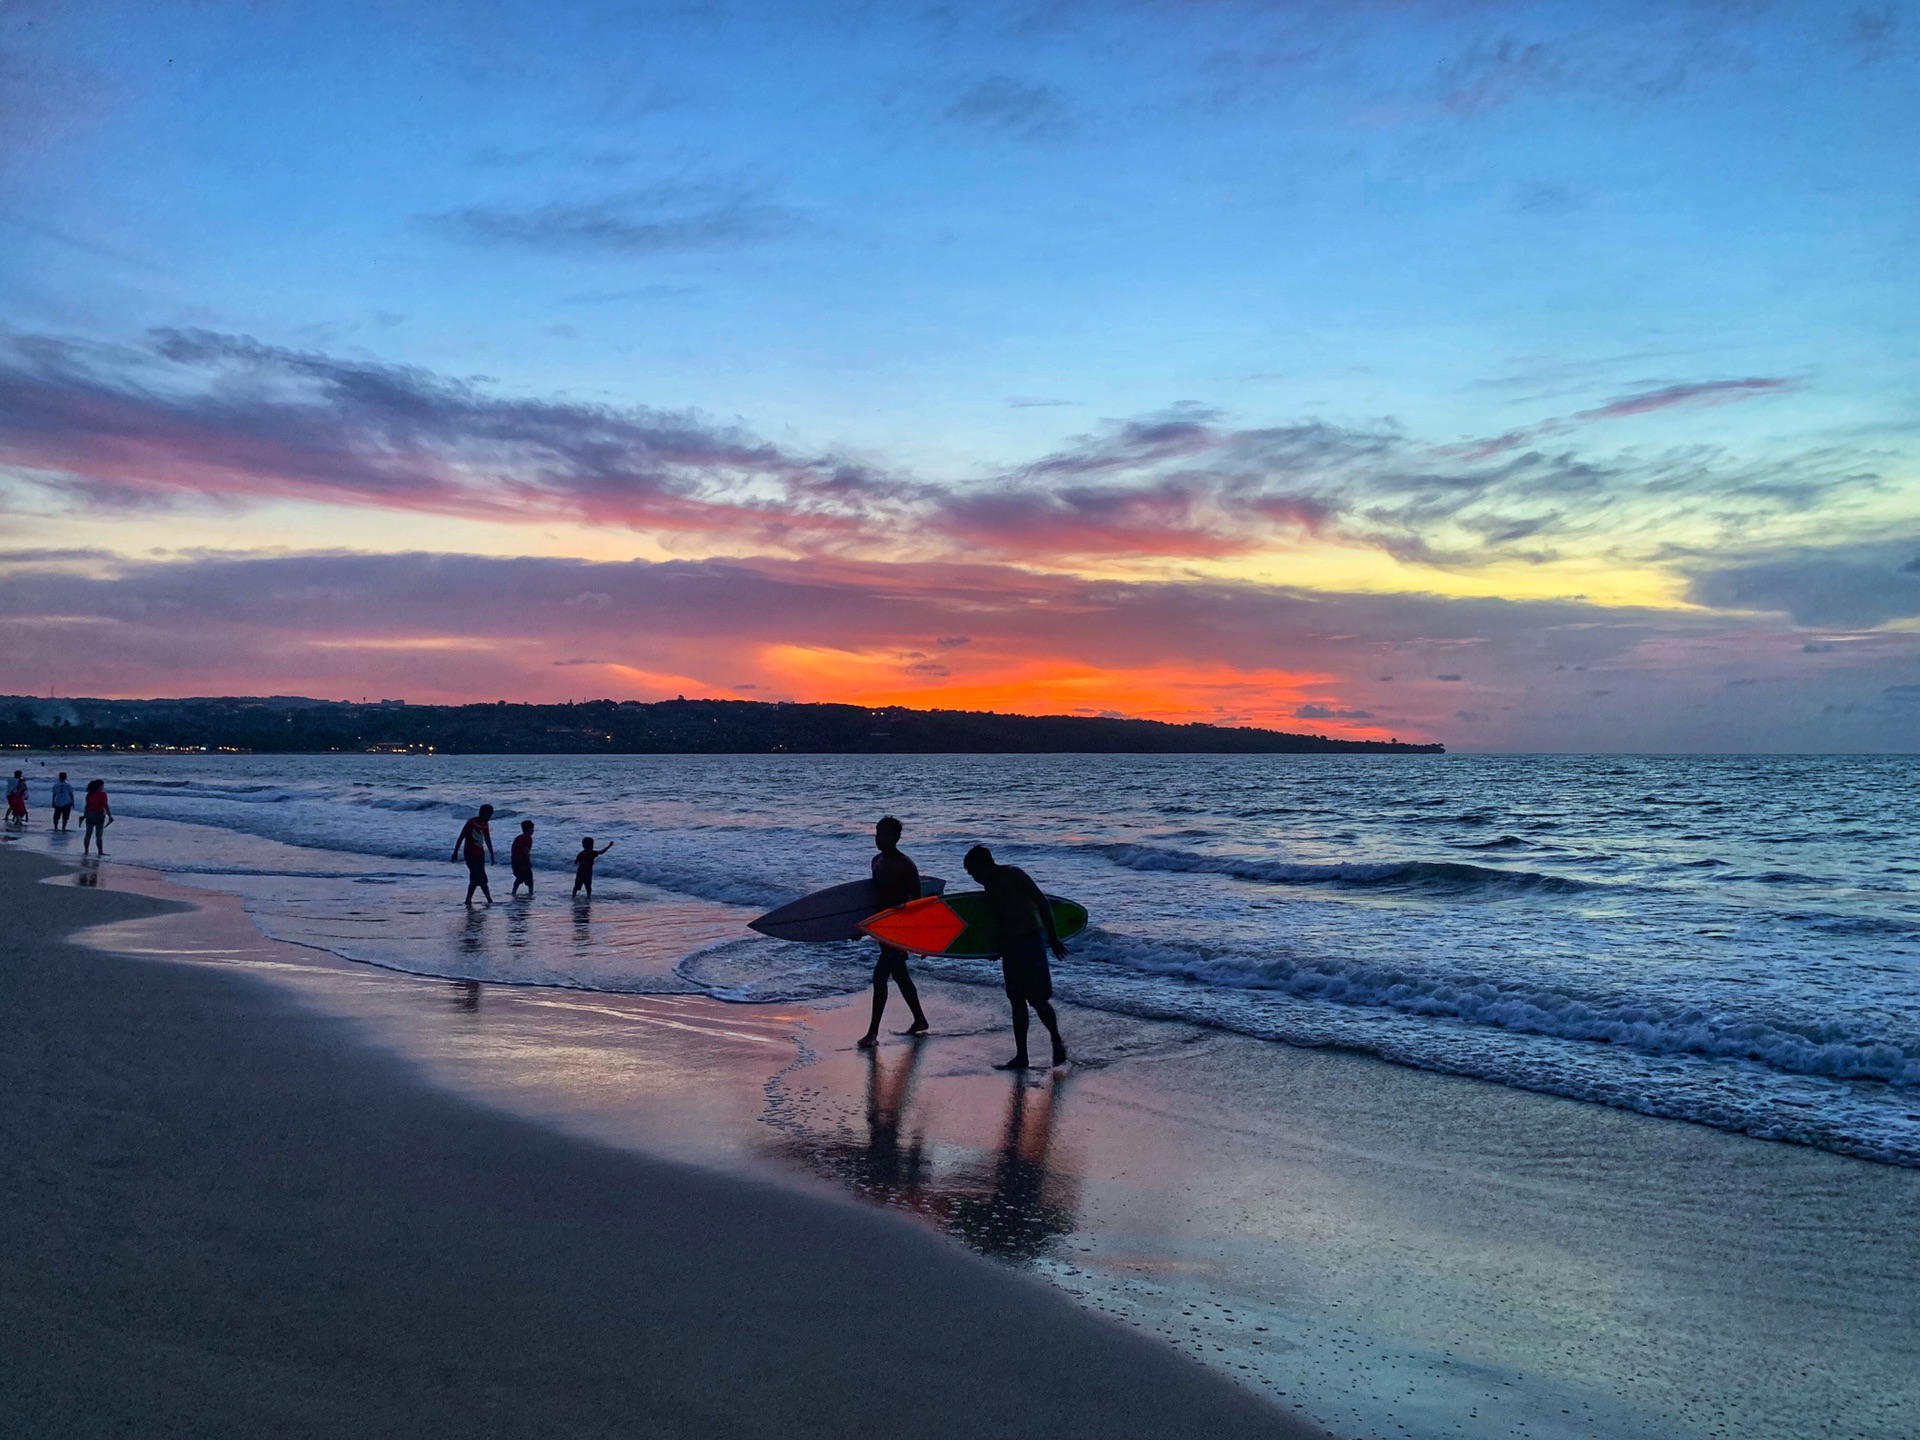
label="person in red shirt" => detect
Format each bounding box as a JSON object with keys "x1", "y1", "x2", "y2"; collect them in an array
[
  {"x1": 82, "y1": 779, "x2": 112, "y2": 856},
  {"x1": 451, "y1": 804, "x2": 496, "y2": 905},
  {"x1": 510, "y1": 820, "x2": 536, "y2": 897}
]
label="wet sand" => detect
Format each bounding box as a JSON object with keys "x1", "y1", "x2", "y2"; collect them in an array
[
  {"x1": 0, "y1": 848, "x2": 1313, "y2": 1439},
  {"x1": 14, "y1": 846, "x2": 1920, "y2": 1440}
]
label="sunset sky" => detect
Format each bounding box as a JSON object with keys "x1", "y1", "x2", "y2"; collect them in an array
[{"x1": 2, "y1": 0, "x2": 1916, "y2": 749}]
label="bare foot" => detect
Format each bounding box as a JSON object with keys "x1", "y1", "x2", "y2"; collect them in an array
[
  {"x1": 1051, "y1": 1042, "x2": 1069, "y2": 1067},
  {"x1": 898, "y1": 1021, "x2": 930, "y2": 1036},
  {"x1": 994, "y1": 1056, "x2": 1030, "y2": 1071},
  {"x1": 855, "y1": 1034, "x2": 878, "y2": 1050}
]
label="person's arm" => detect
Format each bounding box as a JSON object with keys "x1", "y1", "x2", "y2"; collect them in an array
[
  {"x1": 596, "y1": 843, "x2": 613, "y2": 856},
  {"x1": 485, "y1": 830, "x2": 496, "y2": 861},
  {"x1": 452, "y1": 821, "x2": 467, "y2": 863},
  {"x1": 1020, "y1": 869, "x2": 1065, "y2": 956}
]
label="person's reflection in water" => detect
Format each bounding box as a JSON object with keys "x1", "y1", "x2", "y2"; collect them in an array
[
  {"x1": 857, "y1": 1038, "x2": 932, "y2": 1200},
  {"x1": 774, "y1": 1054, "x2": 1080, "y2": 1267},
  {"x1": 458, "y1": 904, "x2": 489, "y2": 959},
  {"x1": 75, "y1": 855, "x2": 101, "y2": 888},
  {"x1": 505, "y1": 894, "x2": 533, "y2": 952},
  {"x1": 946, "y1": 1076, "x2": 1079, "y2": 1264},
  {"x1": 448, "y1": 979, "x2": 482, "y2": 1012},
  {"x1": 571, "y1": 893, "x2": 595, "y2": 958}
]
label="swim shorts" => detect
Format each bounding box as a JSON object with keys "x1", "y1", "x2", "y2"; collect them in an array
[{"x1": 999, "y1": 932, "x2": 1053, "y2": 1003}]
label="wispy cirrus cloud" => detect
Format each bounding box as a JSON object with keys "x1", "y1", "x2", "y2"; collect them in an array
[
  {"x1": 423, "y1": 183, "x2": 797, "y2": 254},
  {"x1": 942, "y1": 77, "x2": 1076, "y2": 141},
  {"x1": 0, "y1": 329, "x2": 1895, "y2": 575},
  {"x1": 1456, "y1": 376, "x2": 1800, "y2": 458},
  {"x1": 0, "y1": 328, "x2": 899, "y2": 544}
]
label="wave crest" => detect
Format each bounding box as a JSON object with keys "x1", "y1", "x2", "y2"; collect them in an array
[{"x1": 1090, "y1": 842, "x2": 1591, "y2": 895}]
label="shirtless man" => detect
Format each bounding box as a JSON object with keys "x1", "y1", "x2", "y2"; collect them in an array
[
  {"x1": 856, "y1": 816, "x2": 930, "y2": 1049},
  {"x1": 963, "y1": 844, "x2": 1068, "y2": 1070}
]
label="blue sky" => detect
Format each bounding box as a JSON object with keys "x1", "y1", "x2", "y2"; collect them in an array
[{"x1": 1, "y1": 0, "x2": 1916, "y2": 747}]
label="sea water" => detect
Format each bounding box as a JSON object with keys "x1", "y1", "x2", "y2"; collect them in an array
[{"x1": 9, "y1": 752, "x2": 1916, "y2": 1165}]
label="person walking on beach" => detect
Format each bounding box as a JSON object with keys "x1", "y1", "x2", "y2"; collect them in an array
[
  {"x1": 49, "y1": 772, "x2": 74, "y2": 831},
  {"x1": 5, "y1": 770, "x2": 26, "y2": 828},
  {"x1": 963, "y1": 844, "x2": 1068, "y2": 1071},
  {"x1": 81, "y1": 779, "x2": 111, "y2": 855},
  {"x1": 510, "y1": 820, "x2": 536, "y2": 897},
  {"x1": 452, "y1": 804, "x2": 496, "y2": 905},
  {"x1": 857, "y1": 815, "x2": 930, "y2": 1049},
  {"x1": 572, "y1": 837, "x2": 612, "y2": 899}
]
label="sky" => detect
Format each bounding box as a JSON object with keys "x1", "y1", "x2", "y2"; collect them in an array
[{"x1": 0, "y1": 0, "x2": 1916, "y2": 750}]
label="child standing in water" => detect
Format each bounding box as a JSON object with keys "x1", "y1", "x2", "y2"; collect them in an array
[
  {"x1": 510, "y1": 820, "x2": 536, "y2": 897},
  {"x1": 572, "y1": 837, "x2": 613, "y2": 898}
]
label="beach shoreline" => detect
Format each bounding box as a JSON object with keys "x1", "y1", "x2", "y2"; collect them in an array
[
  {"x1": 13, "y1": 840, "x2": 1918, "y2": 1439},
  {"x1": 0, "y1": 846, "x2": 1317, "y2": 1439}
]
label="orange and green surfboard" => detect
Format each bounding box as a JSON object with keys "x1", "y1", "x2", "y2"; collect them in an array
[{"x1": 859, "y1": 891, "x2": 1089, "y2": 957}]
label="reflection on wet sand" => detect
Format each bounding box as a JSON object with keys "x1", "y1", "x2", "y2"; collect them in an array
[
  {"x1": 448, "y1": 979, "x2": 482, "y2": 1012},
  {"x1": 775, "y1": 1042, "x2": 1081, "y2": 1265},
  {"x1": 458, "y1": 905, "x2": 488, "y2": 958}
]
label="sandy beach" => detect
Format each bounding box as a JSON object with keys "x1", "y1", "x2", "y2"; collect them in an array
[
  {"x1": 7, "y1": 838, "x2": 1916, "y2": 1440},
  {"x1": 0, "y1": 847, "x2": 1317, "y2": 1439}
]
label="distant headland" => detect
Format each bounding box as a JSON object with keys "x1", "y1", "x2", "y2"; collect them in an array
[{"x1": 1, "y1": 695, "x2": 1444, "y2": 756}]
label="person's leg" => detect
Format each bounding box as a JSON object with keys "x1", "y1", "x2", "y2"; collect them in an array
[
  {"x1": 892, "y1": 952, "x2": 930, "y2": 1033},
  {"x1": 995, "y1": 997, "x2": 1031, "y2": 1069},
  {"x1": 1032, "y1": 998, "x2": 1068, "y2": 1065},
  {"x1": 858, "y1": 953, "x2": 891, "y2": 1047}
]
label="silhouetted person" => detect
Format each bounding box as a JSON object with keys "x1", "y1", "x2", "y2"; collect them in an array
[
  {"x1": 963, "y1": 844, "x2": 1067, "y2": 1070},
  {"x1": 81, "y1": 779, "x2": 111, "y2": 856},
  {"x1": 452, "y1": 804, "x2": 495, "y2": 905},
  {"x1": 572, "y1": 837, "x2": 612, "y2": 898},
  {"x1": 857, "y1": 815, "x2": 930, "y2": 1049},
  {"x1": 5, "y1": 770, "x2": 26, "y2": 828},
  {"x1": 49, "y1": 772, "x2": 74, "y2": 831},
  {"x1": 510, "y1": 820, "x2": 536, "y2": 897}
]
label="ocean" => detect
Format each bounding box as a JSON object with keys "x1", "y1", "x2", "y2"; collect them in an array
[{"x1": 10, "y1": 751, "x2": 1917, "y2": 1166}]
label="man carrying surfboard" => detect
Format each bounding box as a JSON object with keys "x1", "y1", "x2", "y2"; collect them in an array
[
  {"x1": 962, "y1": 845, "x2": 1069, "y2": 1071},
  {"x1": 857, "y1": 816, "x2": 931, "y2": 1049}
]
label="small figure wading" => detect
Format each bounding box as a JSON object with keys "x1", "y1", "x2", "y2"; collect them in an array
[
  {"x1": 572, "y1": 837, "x2": 613, "y2": 899},
  {"x1": 510, "y1": 820, "x2": 536, "y2": 897},
  {"x1": 50, "y1": 772, "x2": 74, "y2": 831},
  {"x1": 5, "y1": 770, "x2": 26, "y2": 828}
]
